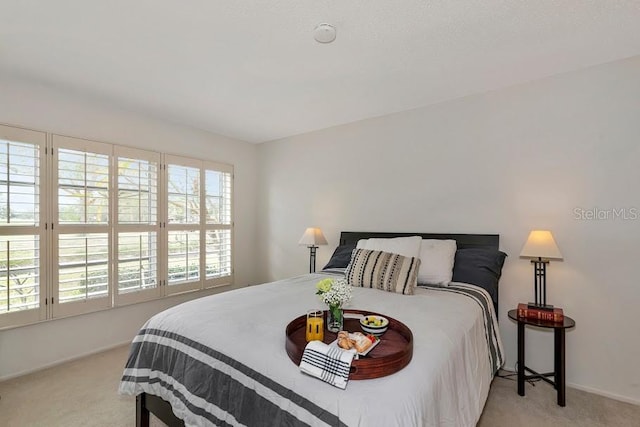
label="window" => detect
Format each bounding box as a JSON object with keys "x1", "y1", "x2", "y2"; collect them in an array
[
  {"x1": 0, "y1": 124, "x2": 46, "y2": 328},
  {"x1": 164, "y1": 157, "x2": 233, "y2": 295},
  {"x1": 114, "y1": 146, "x2": 160, "y2": 305},
  {"x1": 165, "y1": 156, "x2": 202, "y2": 294},
  {"x1": 0, "y1": 123, "x2": 234, "y2": 329},
  {"x1": 204, "y1": 163, "x2": 233, "y2": 285},
  {"x1": 52, "y1": 135, "x2": 112, "y2": 318},
  {"x1": 0, "y1": 235, "x2": 40, "y2": 311}
]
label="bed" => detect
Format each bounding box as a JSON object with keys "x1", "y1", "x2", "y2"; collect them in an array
[{"x1": 120, "y1": 232, "x2": 505, "y2": 427}]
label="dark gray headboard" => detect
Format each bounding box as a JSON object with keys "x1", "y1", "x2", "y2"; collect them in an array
[
  {"x1": 339, "y1": 231, "x2": 500, "y2": 314},
  {"x1": 340, "y1": 231, "x2": 499, "y2": 249}
]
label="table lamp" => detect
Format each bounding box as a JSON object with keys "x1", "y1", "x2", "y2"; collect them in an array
[
  {"x1": 298, "y1": 227, "x2": 328, "y2": 273},
  {"x1": 520, "y1": 230, "x2": 563, "y2": 311}
]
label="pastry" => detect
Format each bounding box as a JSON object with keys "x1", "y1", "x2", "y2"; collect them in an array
[
  {"x1": 337, "y1": 331, "x2": 353, "y2": 350},
  {"x1": 336, "y1": 331, "x2": 375, "y2": 353}
]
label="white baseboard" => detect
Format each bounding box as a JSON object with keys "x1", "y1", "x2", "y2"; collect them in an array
[
  {"x1": 499, "y1": 368, "x2": 640, "y2": 407},
  {"x1": 0, "y1": 340, "x2": 131, "y2": 382},
  {"x1": 567, "y1": 382, "x2": 640, "y2": 406}
]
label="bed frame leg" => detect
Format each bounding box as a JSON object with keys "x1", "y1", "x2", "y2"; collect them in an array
[{"x1": 136, "y1": 393, "x2": 150, "y2": 427}]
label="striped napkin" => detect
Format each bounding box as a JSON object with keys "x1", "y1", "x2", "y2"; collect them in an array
[{"x1": 299, "y1": 341, "x2": 356, "y2": 389}]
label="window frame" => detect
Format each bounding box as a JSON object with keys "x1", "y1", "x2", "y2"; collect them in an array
[
  {"x1": 164, "y1": 154, "x2": 204, "y2": 295},
  {"x1": 0, "y1": 124, "x2": 47, "y2": 328},
  {"x1": 51, "y1": 135, "x2": 113, "y2": 319},
  {"x1": 203, "y1": 161, "x2": 234, "y2": 289},
  {"x1": 0, "y1": 124, "x2": 235, "y2": 330},
  {"x1": 113, "y1": 145, "x2": 162, "y2": 306}
]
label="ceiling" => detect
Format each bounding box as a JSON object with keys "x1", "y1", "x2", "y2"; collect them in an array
[{"x1": 1, "y1": 1, "x2": 640, "y2": 143}]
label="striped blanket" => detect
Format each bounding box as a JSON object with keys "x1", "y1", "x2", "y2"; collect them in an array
[
  {"x1": 119, "y1": 274, "x2": 503, "y2": 427},
  {"x1": 420, "y1": 282, "x2": 504, "y2": 376}
]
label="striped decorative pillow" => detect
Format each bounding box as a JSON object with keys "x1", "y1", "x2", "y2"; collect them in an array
[{"x1": 345, "y1": 248, "x2": 421, "y2": 295}]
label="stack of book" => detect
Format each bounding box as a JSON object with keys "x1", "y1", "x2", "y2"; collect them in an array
[{"x1": 517, "y1": 303, "x2": 564, "y2": 323}]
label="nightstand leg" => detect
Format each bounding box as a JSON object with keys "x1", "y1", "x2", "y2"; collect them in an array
[
  {"x1": 554, "y1": 330, "x2": 559, "y2": 390},
  {"x1": 555, "y1": 328, "x2": 566, "y2": 406},
  {"x1": 517, "y1": 321, "x2": 525, "y2": 396},
  {"x1": 136, "y1": 393, "x2": 150, "y2": 427}
]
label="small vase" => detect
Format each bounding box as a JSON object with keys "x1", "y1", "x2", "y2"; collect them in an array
[{"x1": 327, "y1": 304, "x2": 344, "y2": 333}]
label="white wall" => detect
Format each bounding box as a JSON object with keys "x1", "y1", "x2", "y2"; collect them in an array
[
  {"x1": 258, "y1": 56, "x2": 640, "y2": 404},
  {"x1": 0, "y1": 75, "x2": 260, "y2": 379}
]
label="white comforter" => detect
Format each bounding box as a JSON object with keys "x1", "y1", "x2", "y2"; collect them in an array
[{"x1": 120, "y1": 272, "x2": 503, "y2": 427}]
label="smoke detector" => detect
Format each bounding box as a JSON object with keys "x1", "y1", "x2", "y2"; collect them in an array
[{"x1": 314, "y1": 23, "x2": 336, "y2": 44}]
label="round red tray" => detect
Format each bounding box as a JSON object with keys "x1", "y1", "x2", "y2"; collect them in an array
[{"x1": 285, "y1": 309, "x2": 413, "y2": 380}]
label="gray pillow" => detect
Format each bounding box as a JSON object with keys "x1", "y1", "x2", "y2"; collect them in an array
[
  {"x1": 322, "y1": 243, "x2": 357, "y2": 270},
  {"x1": 451, "y1": 248, "x2": 507, "y2": 305}
]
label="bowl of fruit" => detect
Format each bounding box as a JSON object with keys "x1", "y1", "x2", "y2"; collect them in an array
[{"x1": 360, "y1": 314, "x2": 389, "y2": 337}]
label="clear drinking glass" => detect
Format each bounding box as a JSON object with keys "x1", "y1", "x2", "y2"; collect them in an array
[{"x1": 306, "y1": 309, "x2": 324, "y2": 342}]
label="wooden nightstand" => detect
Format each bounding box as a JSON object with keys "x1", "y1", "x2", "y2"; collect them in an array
[{"x1": 507, "y1": 309, "x2": 576, "y2": 406}]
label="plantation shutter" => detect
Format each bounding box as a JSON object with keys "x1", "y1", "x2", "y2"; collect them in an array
[
  {"x1": 52, "y1": 135, "x2": 111, "y2": 318},
  {"x1": 204, "y1": 163, "x2": 233, "y2": 287},
  {"x1": 0, "y1": 124, "x2": 46, "y2": 328},
  {"x1": 165, "y1": 155, "x2": 202, "y2": 294},
  {"x1": 114, "y1": 146, "x2": 161, "y2": 305}
]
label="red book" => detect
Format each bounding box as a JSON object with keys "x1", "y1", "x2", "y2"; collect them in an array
[{"x1": 517, "y1": 303, "x2": 564, "y2": 323}]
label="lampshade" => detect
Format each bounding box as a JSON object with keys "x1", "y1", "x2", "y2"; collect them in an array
[
  {"x1": 298, "y1": 227, "x2": 328, "y2": 246},
  {"x1": 520, "y1": 230, "x2": 563, "y2": 260}
]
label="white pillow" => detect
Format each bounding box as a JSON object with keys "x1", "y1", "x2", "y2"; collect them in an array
[
  {"x1": 417, "y1": 239, "x2": 457, "y2": 286},
  {"x1": 355, "y1": 236, "x2": 422, "y2": 259}
]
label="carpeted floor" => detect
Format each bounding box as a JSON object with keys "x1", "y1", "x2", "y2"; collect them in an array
[
  {"x1": 478, "y1": 373, "x2": 640, "y2": 427},
  {"x1": 0, "y1": 345, "x2": 638, "y2": 426}
]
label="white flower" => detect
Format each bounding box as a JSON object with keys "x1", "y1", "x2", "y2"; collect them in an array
[{"x1": 316, "y1": 278, "x2": 352, "y2": 307}]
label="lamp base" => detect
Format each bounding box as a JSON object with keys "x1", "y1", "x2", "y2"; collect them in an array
[{"x1": 528, "y1": 302, "x2": 554, "y2": 311}]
